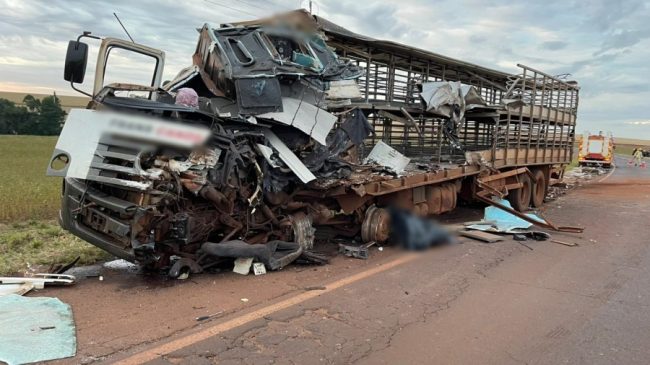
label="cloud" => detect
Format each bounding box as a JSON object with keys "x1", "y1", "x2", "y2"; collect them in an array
[
  {"x1": 595, "y1": 29, "x2": 650, "y2": 55},
  {"x1": 541, "y1": 41, "x2": 567, "y2": 50},
  {"x1": 0, "y1": 0, "x2": 649, "y2": 138}
]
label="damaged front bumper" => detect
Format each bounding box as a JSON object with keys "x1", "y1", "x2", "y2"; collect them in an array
[{"x1": 59, "y1": 178, "x2": 138, "y2": 262}]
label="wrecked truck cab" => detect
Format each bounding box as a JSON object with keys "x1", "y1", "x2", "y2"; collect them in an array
[
  {"x1": 49, "y1": 24, "x2": 367, "y2": 275},
  {"x1": 49, "y1": 106, "x2": 324, "y2": 273},
  {"x1": 174, "y1": 24, "x2": 363, "y2": 117}
]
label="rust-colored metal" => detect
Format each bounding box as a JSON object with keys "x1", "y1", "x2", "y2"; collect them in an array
[
  {"x1": 361, "y1": 206, "x2": 390, "y2": 243},
  {"x1": 104, "y1": 83, "x2": 158, "y2": 92}
]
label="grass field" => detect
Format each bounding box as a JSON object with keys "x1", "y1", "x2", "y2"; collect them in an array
[
  {"x1": 615, "y1": 144, "x2": 642, "y2": 156},
  {"x1": 0, "y1": 135, "x2": 62, "y2": 222},
  {"x1": 0, "y1": 220, "x2": 109, "y2": 275},
  {"x1": 0, "y1": 135, "x2": 107, "y2": 275}
]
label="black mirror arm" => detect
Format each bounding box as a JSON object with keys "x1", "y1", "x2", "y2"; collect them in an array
[
  {"x1": 69, "y1": 31, "x2": 100, "y2": 97},
  {"x1": 75, "y1": 31, "x2": 100, "y2": 48},
  {"x1": 70, "y1": 80, "x2": 94, "y2": 98}
]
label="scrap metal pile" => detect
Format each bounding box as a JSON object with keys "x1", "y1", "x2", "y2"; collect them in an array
[{"x1": 49, "y1": 19, "x2": 489, "y2": 276}]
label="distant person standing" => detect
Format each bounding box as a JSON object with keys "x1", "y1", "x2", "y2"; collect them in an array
[{"x1": 633, "y1": 148, "x2": 644, "y2": 167}]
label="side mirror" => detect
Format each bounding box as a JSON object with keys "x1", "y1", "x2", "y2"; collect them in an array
[{"x1": 64, "y1": 41, "x2": 88, "y2": 83}]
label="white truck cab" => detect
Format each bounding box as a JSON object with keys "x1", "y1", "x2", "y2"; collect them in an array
[{"x1": 63, "y1": 32, "x2": 165, "y2": 99}]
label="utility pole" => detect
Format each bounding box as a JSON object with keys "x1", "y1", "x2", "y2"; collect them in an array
[{"x1": 309, "y1": 0, "x2": 312, "y2": 13}]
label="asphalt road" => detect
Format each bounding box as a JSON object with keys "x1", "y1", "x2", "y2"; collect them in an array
[{"x1": 50, "y1": 156, "x2": 650, "y2": 364}]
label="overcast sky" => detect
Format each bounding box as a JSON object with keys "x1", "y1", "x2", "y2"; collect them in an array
[{"x1": 1, "y1": 0, "x2": 649, "y2": 138}]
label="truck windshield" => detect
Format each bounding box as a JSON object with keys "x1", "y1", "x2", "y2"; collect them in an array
[{"x1": 104, "y1": 46, "x2": 158, "y2": 98}]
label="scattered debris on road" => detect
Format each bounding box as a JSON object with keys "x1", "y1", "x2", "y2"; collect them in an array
[
  {"x1": 461, "y1": 198, "x2": 557, "y2": 245},
  {"x1": 103, "y1": 259, "x2": 138, "y2": 271},
  {"x1": 551, "y1": 239, "x2": 579, "y2": 247},
  {"x1": 303, "y1": 286, "x2": 327, "y2": 291},
  {"x1": 459, "y1": 230, "x2": 504, "y2": 243},
  {"x1": 0, "y1": 274, "x2": 76, "y2": 297},
  {"x1": 253, "y1": 262, "x2": 267, "y2": 275},
  {"x1": 233, "y1": 257, "x2": 254, "y2": 275},
  {"x1": 516, "y1": 241, "x2": 534, "y2": 250},
  {"x1": 339, "y1": 241, "x2": 377, "y2": 259},
  {"x1": 49, "y1": 256, "x2": 80, "y2": 275},
  {"x1": 547, "y1": 166, "x2": 610, "y2": 201},
  {"x1": 466, "y1": 199, "x2": 536, "y2": 233},
  {"x1": 474, "y1": 196, "x2": 584, "y2": 233},
  {"x1": 195, "y1": 311, "x2": 224, "y2": 322}
]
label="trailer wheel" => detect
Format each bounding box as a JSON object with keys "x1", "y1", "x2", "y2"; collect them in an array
[
  {"x1": 507, "y1": 174, "x2": 532, "y2": 212},
  {"x1": 531, "y1": 169, "x2": 547, "y2": 208},
  {"x1": 361, "y1": 206, "x2": 390, "y2": 243}
]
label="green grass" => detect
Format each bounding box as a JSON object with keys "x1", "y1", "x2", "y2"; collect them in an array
[
  {"x1": 0, "y1": 220, "x2": 109, "y2": 275},
  {"x1": 0, "y1": 135, "x2": 62, "y2": 222},
  {"x1": 614, "y1": 144, "x2": 637, "y2": 156},
  {"x1": 566, "y1": 156, "x2": 579, "y2": 171},
  {"x1": 0, "y1": 135, "x2": 109, "y2": 274}
]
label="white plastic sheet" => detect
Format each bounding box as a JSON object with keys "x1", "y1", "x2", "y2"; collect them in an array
[{"x1": 0, "y1": 295, "x2": 76, "y2": 365}]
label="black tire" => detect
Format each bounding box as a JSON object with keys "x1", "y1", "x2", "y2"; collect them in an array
[
  {"x1": 507, "y1": 173, "x2": 532, "y2": 212},
  {"x1": 531, "y1": 169, "x2": 547, "y2": 208}
]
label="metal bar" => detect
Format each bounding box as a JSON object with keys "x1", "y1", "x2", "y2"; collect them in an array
[
  {"x1": 388, "y1": 54, "x2": 395, "y2": 103},
  {"x1": 505, "y1": 109, "x2": 511, "y2": 162},
  {"x1": 560, "y1": 82, "x2": 569, "y2": 160},
  {"x1": 364, "y1": 50, "x2": 371, "y2": 103},
  {"x1": 516, "y1": 63, "x2": 579, "y2": 90},
  {"x1": 425, "y1": 62, "x2": 430, "y2": 82},
  {"x1": 525, "y1": 72, "x2": 537, "y2": 162},
  {"x1": 437, "y1": 119, "x2": 443, "y2": 163},
  {"x1": 543, "y1": 79, "x2": 553, "y2": 161},
  {"x1": 478, "y1": 167, "x2": 529, "y2": 183},
  {"x1": 536, "y1": 75, "x2": 547, "y2": 162},
  {"x1": 515, "y1": 67, "x2": 527, "y2": 165}
]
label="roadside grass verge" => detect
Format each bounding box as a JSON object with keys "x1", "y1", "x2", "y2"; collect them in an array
[
  {"x1": 0, "y1": 135, "x2": 110, "y2": 274},
  {"x1": 566, "y1": 155, "x2": 579, "y2": 170},
  {"x1": 0, "y1": 220, "x2": 109, "y2": 275},
  {"x1": 0, "y1": 135, "x2": 62, "y2": 222}
]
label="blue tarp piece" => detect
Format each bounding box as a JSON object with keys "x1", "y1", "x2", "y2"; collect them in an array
[
  {"x1": 0, "y1": 294, "x2": 76, "y2": 365},
  {"x1": 467, "y1": 198, "x2": 545, "y2": 233}
]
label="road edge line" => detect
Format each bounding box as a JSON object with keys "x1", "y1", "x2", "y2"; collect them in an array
[{"x1": 597, "y1": 162, "x2": 617, "y2": 183}]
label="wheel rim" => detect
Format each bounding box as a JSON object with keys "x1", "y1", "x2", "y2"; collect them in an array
[{"x1": 361, "y1": 206, "x2": 390, "y2": 243}]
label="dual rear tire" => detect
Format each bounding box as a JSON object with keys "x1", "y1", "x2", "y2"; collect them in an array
[{"x1": 507, "y1": 169, "x2": 547, "y2": 212}]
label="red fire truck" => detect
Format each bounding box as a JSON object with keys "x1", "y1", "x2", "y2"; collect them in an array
[{"x1": 578, "y1": 132, "x2": 614, "y2": 167}]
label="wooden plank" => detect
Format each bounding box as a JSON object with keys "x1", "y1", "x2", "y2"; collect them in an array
[{"x1": 460, "y1": 230, "x2": 505, "y2": 243}]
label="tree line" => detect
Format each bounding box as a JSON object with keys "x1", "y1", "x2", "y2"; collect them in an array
[{"x1": 0, "y1": 94, "x2": 67, "y2": 135}]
